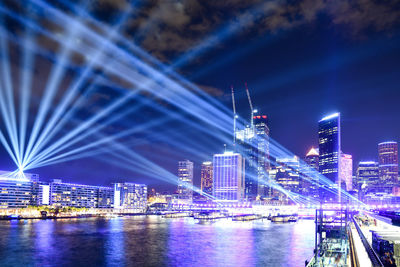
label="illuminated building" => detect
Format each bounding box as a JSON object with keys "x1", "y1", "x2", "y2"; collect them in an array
[
  {"x1": 303, "y1": 147, "x2": 319, "y2": 199},
  {"x1": 356, "y1": 161, "x2": 379, "y2": 192},
  {"x1": 200, "y1": 161, "x2": 213, "y2": 196},
  {"x1": 114, "y1": 183, "x2": 147, "y2": 211},
  {"x1": 32, "y1": 181, "x2": 50, "y2": 206},
  {"x1": 305, "y1": 147, "x2": 319, "y2": 169},
  {"x1": 318, "y1": 112, "x2": 341, "y2": 203},
  {"x1": 50, "y1": 180, "x2": 110, "y2": 208},
  {"x1": 340, "y1": 153, "x2": 353, "y2": 191},
  {"x1": 235, "y1": 114, "x2": 270, "y2": 201},
  {"x1": 0, "y1": 170, "x2": 147, "y2": 210},
  {"x1": 97, "y1": 187, "x2": 114, "y2": 208},
  {"x1": 0, "y1": 171, "x2": 40, "y2": 208},
  {"x1": 275, "y1": 156, "x2": 301, "y2": 195},
  {"x1": 177, "y1": 160, "x2": 194, "y2": 203},
  {"x1": 378, "y1": 141, "x2": 398, "y2": 184},
  {"x1": 213, "y1": 151, "x2": 245, "y2": 202},
  {"x1": 253, "y1": 115, "x2": 271, "y2": 198},
  {"x1": 0, "y1": 180, "x2": 34, "y2": 208}
]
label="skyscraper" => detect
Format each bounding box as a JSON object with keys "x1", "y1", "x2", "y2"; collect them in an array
[
  {"x1": 303, "y1": 147, "x2": 319, "y2": 199},
  {"x1": 235, "y1": 114, "x2": 270, "y2": 201},
  {"x1": 201, "y1": 161, "x2": 213, "y2": 196},
  {"x1": 378, "y1": 141, "x2": 398, "y2": 184},
  {"x1": 254, "y1": 115, "x2": 271, "y2": 197},
  {"x1": 305, "y1": 147, "x2": 319, "y2": 169},
  {"x1": 275, "y1": 156, "x2": 301, "y2": 195},
  {"x1": 235, "y1": 126, "x2": 257, "y2": 200},
  {"x1": 318, "y1": 113, "x2": 341, "y2": 203},
  {"x1": 213, "y1": 151, "x2": 245, "y2": 202},
  {"x1": 177, "y1": 160, "x2": 194, "y2": 203},
  {"x1": 340, "y1": 153, "x2": 353, "y2": 191},
  {"x1": 357, "y1": 161, "x2": 379, "y2": 196}
]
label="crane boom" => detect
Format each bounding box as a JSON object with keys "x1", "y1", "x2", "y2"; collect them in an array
[
  {"x1": 245, "y1": 82, "x2": 254, "y2": 128},
  {"x1": 231, "y1": 85, "x2": 237, "y2": 145}
]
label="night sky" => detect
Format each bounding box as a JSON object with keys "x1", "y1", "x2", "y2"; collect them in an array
[{"x1": 0, "y1": 0, "x2": 400, "y2": 191}]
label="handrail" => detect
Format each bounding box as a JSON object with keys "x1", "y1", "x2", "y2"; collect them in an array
[
  {"x1": 348, "y1": 226, "x2": 360, "y2": 267},
  {"x1": 352, "y1": 217, "x2": 384, "y2": 267}
]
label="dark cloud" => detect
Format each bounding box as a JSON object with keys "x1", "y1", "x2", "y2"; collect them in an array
[
  {"x1": 4, "y1": 0, "x2": 399, "y2": 67},
  {"x1": 117, "y1": 0, "x2": 400, "y2": 62},
  {"x1": 196, "y1": 84, "x2": 224, "y2": 97}
]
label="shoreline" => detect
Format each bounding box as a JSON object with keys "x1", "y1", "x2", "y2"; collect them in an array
[{"x1": 0, "y1": 212, "x2": 147, "y2": 221}]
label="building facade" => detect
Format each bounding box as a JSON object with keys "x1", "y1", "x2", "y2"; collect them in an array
[
  {"x1": 0, "y1": 170, "x2": 147, "y2": 210},
  {"x1": 50, "y1": 180, "x2": 110, "y2": 208},
  {"x1": 213, "y1": 152, "x2": 245, "y2": 202},
  {"x1": 0, "y1": 171, "x2": 41, "y2": 208},
  {"x1": 275, "y1": 156, "x2": 301, "y2": 195},
  {"x1": 340, "y1": 153, "x2": 353, "y2": 191},
  {"x1": 200, "y1": 161, "x2": 213, "y2": 197},
  {"x1": 0, "y1": 180, "x2": 34, "y2": 208},
  {"x1": 318, "y1": 113, "x2": 341, "y2": 203},
  {"x1": 303, "y1": 147, "x2": 320, "y2": 199},
  {"x1": 114, "y1": 183, "x2": 147, "y2": 211},
  {"x1": 253, "y1": 115, "x2": 271, "y2": 198},
  {"x1": 378, "y1": 141, "x2": 398, "y2": 184},
  {"x1": 235, "y1": 115, "x2": 270, "y2": 201},
  {"x1": 357, "y1": 161, "x2": 379, "y2": 192},
  {"x1": 177, "y1": 160, "x2": 194, "y2": 203}
]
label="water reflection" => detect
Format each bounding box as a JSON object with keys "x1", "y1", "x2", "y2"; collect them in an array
[
  {"x1": 0, "y1": 217, "x2": 315, "y2": 267},
  {"x1": 105, "y1": 218, "x2": 125, "y2": 266}
]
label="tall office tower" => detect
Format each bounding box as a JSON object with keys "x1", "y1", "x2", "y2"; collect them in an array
[
  {"x1": 340, "y1": 153, "x2": 353, "y2": 191},
  {"x1": 275, "y1": 156, "x2": 301, "y2": 195},
  {"x1": 254, "y1": 115, "x2": 271, "y2": 197},
  {"x1": 177, "y1": 160, "x2": 194, "y2": 203},
  {"x1": 305, "y1": 147, "x2": 319, "y2": 169},
  {"x1": 235, "y1": 115, "x2": 270, "y2": 201},
  {"x1": 201, "y1": 161, "x2": 213, "y2": 196},
  {"x1": 303, "y1": 147, "x2": 320, "y2": 199},
  {"x1": 318, "y1": 113, "x2": 341, "y2": 203},
  {"x1": 357, "y1": 161, "x2": 379, "y2": 191},
  {"x1": 235, "y1": 126, "x2": 256, "y2": 200},
  {"x1": 378, "y1": 141, "x2": 398, "y2": 184},
  {"x1": 213, "y1": 151, "x2": 245, "y2": 202}
]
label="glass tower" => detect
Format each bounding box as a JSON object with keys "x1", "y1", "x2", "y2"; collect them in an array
[
  {"x1": 318, "y1": 113, "x2": 341, "y2": 203},
  {"x1": 378, "y1": 141, "x2": 398, "y2": 185},
  {"x1": 235, "y1": 115, "x2": 270, "y2": 201},
  {"x1": 254, "y1": 115, "x2": 271, "y2": 198},
  {"x1": 200, "y1": 161, "x2": 213, "y2": 196},
  {"x1": 177, "y1": 160, "x2": 194, "y2": 203},
  {"x1": 357, "y1": 161, "x2": 379, "y2": 200},
  {"x1": 303, "y1": 147, "x2": 319, "y2": 199}
]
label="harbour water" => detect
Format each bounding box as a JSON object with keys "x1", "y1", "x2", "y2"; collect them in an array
[{"x1": 0, "y1": 216, "x2": 315, "y2": 267}]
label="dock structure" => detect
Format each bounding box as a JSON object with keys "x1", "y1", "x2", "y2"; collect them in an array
[{"x1": 306, "y1": 208, "x2": 400, "y2": 267}]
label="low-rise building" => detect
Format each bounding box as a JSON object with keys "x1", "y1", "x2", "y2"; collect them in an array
[{"x1": 114, "y1": 183, "x2": 147, "y2": 212}]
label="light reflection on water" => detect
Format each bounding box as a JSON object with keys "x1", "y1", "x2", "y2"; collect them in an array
[{"x1": 0, "y1": 216, "x2": 314, "y2": 267}]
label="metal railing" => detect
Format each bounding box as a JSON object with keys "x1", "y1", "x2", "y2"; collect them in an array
[
  {"x1": 347, "y1": 226, "x2": 360, "y2": 267},
  {"x1": 352, "y1": 217, "x2": 384, "y2": 267}
]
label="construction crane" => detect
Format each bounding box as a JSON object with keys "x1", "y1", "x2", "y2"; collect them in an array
[
  {"x1": 245, "y1": 82, "x2": 257, "y2": 128},
  {"x1": 231, "y1": 85, "x2": 237, "y2": 145}
]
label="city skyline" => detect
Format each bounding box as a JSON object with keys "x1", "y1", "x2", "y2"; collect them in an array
[
  {"x1": 0, "y1": 2, "x2": 399, "y2": 266},
  {"x1": 0, "y1": 1, "x2": 399, "y2": 189},
  {"x1": 0, "y1": 108, "x2": 398, "y2": 191}
]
